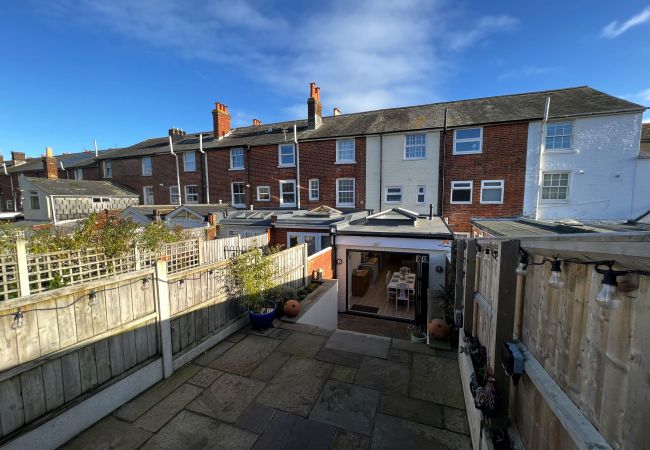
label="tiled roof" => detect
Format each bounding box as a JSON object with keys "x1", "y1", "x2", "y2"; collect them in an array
[
  {"x1": 24, "y1": 177, "x2": 138, "y2": 197},
  {"x1": 7, "y1": 151, "x2": 100, "y2": 174}
]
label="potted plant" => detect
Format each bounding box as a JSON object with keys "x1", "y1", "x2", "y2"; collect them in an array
[
  {"x1": 269, "y1": 285, "x2": 297, "y2": 318},
  {"x1": 408, "y1": 324, "x2": 427, "y2": 343},
  {"x1": 229, "y1": 248, "x2": 277, "y2": 329}
]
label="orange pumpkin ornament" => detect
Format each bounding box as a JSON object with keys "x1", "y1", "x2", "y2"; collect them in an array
[
  {"x1": 428, "y1": 318, "x2": 450, "y2": 339},
  {"x1": 283, "y1": 300, "x2": 301, "y2": 318}
]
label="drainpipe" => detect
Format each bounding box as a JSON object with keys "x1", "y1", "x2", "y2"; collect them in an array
[
  {"x1": 169, "y1": 135, "x2": 182, "y2": 206},
  {"x1": 246, "y1": 145, "x2": 252, "y2": 206},
  {"x1": 440, "y1": 107, "x2": 448, "y2": 216},
  {"x1": 534, "y1": 97, "x2": 551, "y2": 220},
  {"x1": 3, "y1": 164, "x2": 16, "y2": 212},
  {"x1": 199, "y1": 134, "x2": 210, "y2": 203},
  {"x1": 379, "y1": 134, "x2": 383, "y2": 211},
  {"x1": 59, "y1": 161, "x2": 69, "y2": 179},
  {"x1": 294, "y1": 124, "x2": 301, "y2": 210}
]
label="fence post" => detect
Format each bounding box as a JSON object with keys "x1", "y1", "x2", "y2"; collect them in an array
[
  {"x1": 303, "y1": 243, "x2": 309, "y2": 287},
  {"x1": 15, "y1": 239, "x2": 30, "y2": 297},
  {"x1": 155, "y1": 258, "x2": 174, "y2": 378},
  {"x1": 463, "y1": 239, "x2": 477, "y2": 336},
  {"x1": 134, "y1": 246, "x2": 141, "y2": 271},
  {"x1": 490, "y1": 239, "x2": 519, "y2": 427},
  {"x1": 453, "y1": 240, "x2": 466, "y2": 328},
  {"x1": 197, "y1": 239, "x2": 204, "y2": 266}
]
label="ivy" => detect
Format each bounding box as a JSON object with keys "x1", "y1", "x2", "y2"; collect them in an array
[{"x1": 138, "y1": 222, "x2": 185, "y2": 252}]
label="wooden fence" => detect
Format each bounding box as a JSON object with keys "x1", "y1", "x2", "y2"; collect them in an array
[
  {"x1": 0, "y1": 234, "x2": 268, "y2": 301},
  {"x1": 0, "y1": 242, "x2": 304, "y2": 445},
  {"x1": 455, "y1": 234, "x2": 650, "y2": 450}
]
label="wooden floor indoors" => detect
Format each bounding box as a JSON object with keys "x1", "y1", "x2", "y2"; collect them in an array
[{"x1": 349, "y1": 265, "x2": 415, "y2": 320}]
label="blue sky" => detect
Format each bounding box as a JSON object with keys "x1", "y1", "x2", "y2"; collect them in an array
[{"x1": 1, "y1": 0, "x2": 649, "y2": 157}]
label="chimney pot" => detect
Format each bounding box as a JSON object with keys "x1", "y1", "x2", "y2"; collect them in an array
[
  {"x1": 333, "y1": 107, "x2": 341, "y2": 116},
  {"x1": 307, "y1": 82, "x2": 323, "y2": 130},
  {"x1": 213, "y1": 101, "x2": 232, "y2": 138},
  {"x1": 11, "y1": 151, "x2": 25, "y2": 162},
  {"x1": 42, "y1": 148, "x2": 58, "y2": 180}
]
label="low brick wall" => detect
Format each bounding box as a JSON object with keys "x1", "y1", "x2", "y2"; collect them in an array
[{"x1": 307, "y1": 247, "x2": 333, "y2": 280}]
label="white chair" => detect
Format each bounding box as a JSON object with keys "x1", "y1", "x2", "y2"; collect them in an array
[
  {"x1": 386, "y1": 271, "x2": 394, "y2": 302},
  {"x1": 395, "y1": 282, "x2": 410, "y2": 312}
]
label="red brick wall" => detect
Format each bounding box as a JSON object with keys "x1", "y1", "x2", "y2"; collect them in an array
[
  {"x1": 307, "y1": 247, "x2": 333, "y2": 280},
  {"x1": 441, "y1": 123, "x2": 528, "y2": 233},
  {"x1": 207, "y1": 137, "x2": 366, "y2": 210}
]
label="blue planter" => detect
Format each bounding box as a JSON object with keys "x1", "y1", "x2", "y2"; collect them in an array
[{"x1": 249, "y1": 308, "x2": 276, "y2": 330}]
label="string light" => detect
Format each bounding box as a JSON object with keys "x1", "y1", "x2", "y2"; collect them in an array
[
  {"x1": 515, "y1": 253, "x2": 529, "y2": 276},
  {"x1": 11, "y1": 310, "x2": 24, "y2": 329},
  {"x1": 594, "y1": 263, "x2": 627, "y2": 310},
  {"x1": 179, "y1": 279, "x2": 186, "y2": 288},
  {"x1": 142, "y1": 278, "x2": 150, "y2": 290},
  {"x1": 88, "y1": 291, "x2": 97, "y2": 307},
  {"x1": 548, "y1": 257, "x2": 564, "y2": 289}
]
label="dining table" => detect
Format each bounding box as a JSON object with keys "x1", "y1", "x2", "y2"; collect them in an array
[{"x1": 388, "y1": 273, "x2": 416, "y2": 294}]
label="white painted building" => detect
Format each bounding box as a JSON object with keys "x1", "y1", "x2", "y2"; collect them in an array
[
  {"x1": 365, "y1": 131, "x2": 440, "y2": 215},
  {"x1": 523, "y1": 112, "x2": 647, "y2": 220}
]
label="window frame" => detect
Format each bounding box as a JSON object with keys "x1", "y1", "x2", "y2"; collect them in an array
[
  {"x1": 141, "y1": 156, "x2": 152, "y2": 176},
  {"x1": 102, "y1": 160, "x2": 112, "y2": 178},
  {"x1": 184, "y1": 185, "x2": 199, "y2": 204},
  {"x1": 541, "y1": 171, "x2": 571, "y2": 202},
  {"x1": 384, "y1": 185, "x2": 403, "y2": 204},
  {"x1": 286, "y1": 232, "x2": 330, "y2": 256},
  {"x1": 335, "y1": 139, "x2": 356, "y2": 164},
  {"x1": 404, "y1": 134, "x2": 426, "y2": 160},
  {"x1": 230, "y1": 147, "x2": 244, "y2": 170},
  {"x1": 257, "y1": 185, "x2": 271, "y2": 202},
  {"x1": 231, "y1": 182, "x2": 245, "y2": 207},
  {"x1": 544, "y1": 121, "x2": 574, "y2": 152},
  {"x1": 279, "y1": 179, "x2": 297, "y2": 207},
  {"x1": 74, "y1": 168, "x2": 83, "y2": 180},
  {"x1": 278, "y1": 144, "x2": 296, "y2": 168},
  {"x1": 450, "y1": 180, "x2": 473, "y2": 204},
  {"x1": 309, "y1": 179, "x2": 320, "y2": 201},
  {"x1": 29, "y1": 191, "x2": 40, "y2": 210},
  {"x1": 183, "y1": 151, "x2": 196, "y2": 172},
  {"x1": 416, "y1": 185, "x2": 426, "y2": 204},
  {"x1": 169, "y1": 186, "x2": 180, "y2": 205},
  {"x1": 5, "y1": 200, "x2": 13, "y2": 211},
  {"x1": 143, "y1": 186, "x2": 154, "y2": 205},
  {"x1": 453, "y1": 128, "x2": 483, "y2": 155},
  {"x1": 480, "y1": 180, "x2": 505, "y2": 204},
  {"x1": 336, "y1": 178, "x2": 355, "y2": 208}
]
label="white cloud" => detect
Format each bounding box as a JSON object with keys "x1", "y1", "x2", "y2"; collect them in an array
[
  {"x1": 497, "y1": 65, "x2": 557, "y2": 81},
  {"x1": 601, "y1": 6, "x2": 650, "y2": 38},
  {"x1": 639, "y1": 88, "x2": 650, "y2": 103},
  {"x1": 44, "y1": 0, "x2": 518, "y2": 115}
]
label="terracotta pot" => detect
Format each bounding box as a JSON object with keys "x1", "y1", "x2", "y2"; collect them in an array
[
  {"x1": 428, "y1": 318, "x2": 451, "y2": 339},
  {"x1": 283, "y1": 299, "x2": 301, "y2": 318}
]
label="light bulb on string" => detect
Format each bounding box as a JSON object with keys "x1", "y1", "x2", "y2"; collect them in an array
[
  {"x1": 595, "y1": 263, "x2": 625, "y2": 310},
  {"x1": 515, "y1": 253, "x2": 528, "y2": 276},
  {"x1": 548, "y1": 258, "x2": 564, "y2": 289},
  {"x1": 12, "y1": 310, "x2": 24, "y2": 329},
  {"x1": 88, "y1": 291, "x2": 97, "y2": 307}
]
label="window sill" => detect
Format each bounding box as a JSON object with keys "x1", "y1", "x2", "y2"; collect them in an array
[
  {"x1": 385, "y1": 201, "x2": 402, "y2": 204},
  {"x1": 278, "y1": 165, "x2": 296, "y2": 169},
  {"x1": 450, "y1": 201, "x2": 472, "y2": 205},
  {"x1": 403, "y1": 156, "x2": 426, "y2": 161},
  {"x1": 309, "y1": 198, "x2": 320, "y2": 202},
  {"x1": 540, "y1": 199, "x2": 570, "y2": 204},
  {"x1": 480, "y1": 201, "x2": 504, "y2": 205},
  {"x1": 452, "y1": 151, "x2": 482, "y2": 156},
  {"x1": 257, "y1": 199, "x2": 271, "y2": 202},
  {"x1": 229, "y1": 167, "x2": 245, "y2": 171},
  {"x1": 142, "y1": 174, "x2": 152, "y2": 177},
  {"x1": 543, "y1": 149, "x2": 576, "y2": 155},
  {"x1": 335, "y1": 161, "x2": 356, "y2": 165},
  {"x1": 336, "y1": 204, "x2": 354, "y2": 208},
  {"x1": 280, "y1": 204, "x2": 297, "y2": 208},
  {"x1": 184, "y1": 170, "x2": 197, "y2": 173}
]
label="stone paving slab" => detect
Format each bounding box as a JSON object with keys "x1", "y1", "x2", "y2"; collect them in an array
[
  {"x1": 193, "y1": 341, "x2": 236, "y2": 366},
  {"x1": 278, "y1": 322, "x2": 318, "y2": 333},
  {"x1": 257, "y1": 356, "x2": 332, "y2": 417},
  {"x1": 325, "y1": 330, "x2": 390, "y2": 359},
  {"x1": 410, "y1": 354, "x2": 465, "y2": 410},
  {"x1": 443, "y1": 406, "x2": 471, "y2": 435},
  {"x1": 187, "y1": 367, "x2": 224, "y2": 388},
  {"x1": 61, "y1": 416, "x2": 152, "y2": 450},
  {"x1": 224, "y1": 330, "x2": 248, "y2": 343},
  {"x1": 312, "y1": 327, "x2": 335, "y2": 337},
  {"x1": 309, "y1": 380, "x2": 380, "y2": 436},
  {"x1": 268, "y1": 328, "x2": 292, "y2": 340},
  {"x1": 370, "y1": 413, "x2": 471, "y2": 450},
  {"x1": 250, "y1": 350, "x2": 292, "y2": 381},
  {"x1": 114, "y1": 363, "x2": 202, "y2": 422},
  {"x1": 354, "y1": 357, "x2": 410, "y2": 396},
  {"x1": 387, "y1": 348, "x2": 411, "y2": 364},
  {"x1": 276, "y1": 331, "x2": 327, "y2": 358},
  {"x1": 391, "y1": 338, "x2": 438, "y2": 356},
  {"x1": 251, "y1": 412, "x2": 336, "y2": 450},
  {"x1": 187, "y1": 373, "x2": 266, "y2": 423},
  {"x1": 330, "y1": 430, "x2": 370, "y2": 450},
  {"x1": 142, "y1": 410, "x2": 258, "y2": 450},
  {"x1": 235, "y1": 403, "x2": 284, "y2": 434},
  {"x1": 135, "y1": 383, "x2": 204, "y2": 432},
  {"x1": 378, "y1": 393, "x2": 443, "y2": 428},
  {"x1": 330, "y1": 365, "x2": 357, "y2": 384},
  {"x1": 316, "y1": 347, "x2": 365, "y2": 368},
  {"x1": 210, "y1": 334, "x2": 281, "y2": 376}
]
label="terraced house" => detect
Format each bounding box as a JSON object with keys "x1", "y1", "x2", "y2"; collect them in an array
[{"x1": 1, "y1": 84, "x2": 647, "y2": 234}]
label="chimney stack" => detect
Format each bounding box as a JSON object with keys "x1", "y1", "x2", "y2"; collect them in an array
[
  {"x1": 42, "y1": 147, "x2": 58, "y2": 180},
  {"x1": 252, "y1": 118, "x2": 262, "y2": 126},
  {"x1": 11, "y1": 151, "x2": 25, "y2": 164},
  {"x1": 207, "y1": 213, "x2": 217, "y2": 226},
  {"x1": 333, "y1": 107, "x2": 341, "y2": 116},
  {"x1": 168, "y1": 127, "x2": 187, "y2": 143},
  {"x1": 307, "y1": 82, "x2": 323, "y2": 130},
  {"x1": 212, "y1": 102, "x2": 231, "y2": 138}
]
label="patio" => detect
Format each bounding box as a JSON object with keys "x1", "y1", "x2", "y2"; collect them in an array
[{"x1": 61, "y1": 319, "x2": 471, "y2": 450}]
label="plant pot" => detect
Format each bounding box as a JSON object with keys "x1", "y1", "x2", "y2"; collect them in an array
[
  {"x1": 249, "y1": 308, "x2": 276, "y2": 330},
  {"x1": 283, "y1": 299, "x2": 301, "y2": 318},
  {"x1": 410, "y1": 333, "x2": 427, "y2": 343}
]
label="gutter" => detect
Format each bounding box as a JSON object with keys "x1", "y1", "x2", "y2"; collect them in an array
[{"x1": 3, "y1": 163, "x2": 16, "y2": 212}]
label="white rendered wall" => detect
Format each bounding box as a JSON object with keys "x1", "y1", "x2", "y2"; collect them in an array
[
  {"x1": 366, "y1": 131, "x2": 440, "y2": 215},
  {"x1": 523, "y1": 113, "x2": 643, "y2": 220}
]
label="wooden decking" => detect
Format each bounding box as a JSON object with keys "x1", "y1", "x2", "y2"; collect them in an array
[{"x1": 349, "y1": 266, "x2": 415, "y2": 320}]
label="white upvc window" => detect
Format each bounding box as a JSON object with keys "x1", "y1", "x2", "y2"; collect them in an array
[
  {"x1": 417, "y1": 185, "x2": 426, "y2": 204},
  {"x1": 541, "y1": 172, "x2": 570, "y2": 200},
  {"x1": 385, "y1": 186, "x2": 402, "y2": 203},
  {"x1": 232, "y1": 182, "x2": 245, "y2": 207},
  {"x1": 230, "y1": 148, "x2": 244, "y2": 169},
  {"x1": 142, "y1": 157, "x2": 152, "y2": 176},
  {"x1": 102, "y1": 160, "x2": 112, "y2": 178},
  {"x1": 170, "y1": 186, "x2": 180, "y2": 204},
  {"x1": 29, "y1": 191, "x2": 40, "y2": 210},
  {"x1": 453, "y1": 128, "x2": 483, "y2": 154},
  {"x1": 545, "y1": 121, "x2": 573, "y2": 151},
  {"x1": 185, "y1": 185, "x2": 199, "y2": 204},
  {"x1": 309, "y1": 179, "x2": 320, "y2": 201},
  {"x1": 257, "y1": 186, "x2": 270, "y2": 202},
  {"x1": 336, "y1": 139, "x2": 355, "y2": 163},
  {"x1": 404, "y1": 134, "x2": 426, "y2": 159},
  {"x1": 278, "y1": 144, "x2": 296, "y2": 167},
  {"x1": 74, "y1": 168, "x2": 83, "y2": 180},
  {"x1": 336, "y1": 178, "x2": 355, "y2": 208},
  {"x1": 287, "y1": 232, "x2": 330, "y2": 256},
  {"x1": 279, "y1": 180, "x2": 297, "y2": 207},
  {"x1": 143, "y1": 186, "x2": 154, "y2": 205},
  {"x1": 450, "y1": 181, "x2": 473, "y2": 204},
  {"x1": 5, "y1": 200, "x2": 13, "y2": 211},
  {"x1": 480, "y1": 180, "x2": 504, "y2": 204},
  {"x1": 183, "y1": 151, "x2": 196, "y2": 172}
]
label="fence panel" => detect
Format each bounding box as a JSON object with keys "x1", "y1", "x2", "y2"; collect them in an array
[
  {"x1": 203, "y1": 233, "x2": 269, "y2": 264},
  {"x1": 0, "y1": 253, "x2": 19, "y2": 301}
]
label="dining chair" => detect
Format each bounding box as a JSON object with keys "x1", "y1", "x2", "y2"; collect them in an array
[
  {"x1": 396, "y1": 282, "x2": 410, "y2": 312},
  {"x1": 386, "y1": 271, "x2": 394, "y2": 302}
]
